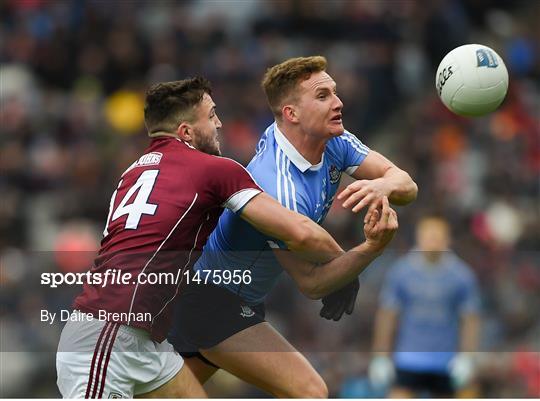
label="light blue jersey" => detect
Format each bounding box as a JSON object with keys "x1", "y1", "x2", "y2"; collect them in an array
[
  {"x1": 193, "y1": 123, "x2": 369, "y2": 304},
  {"x1": 380, "y1": 251, "x2": 480, "y2": 373}
]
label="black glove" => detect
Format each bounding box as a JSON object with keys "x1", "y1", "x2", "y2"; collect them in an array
[{"x1": 319, "y1": 277, "x2": 359, "y2": 321}]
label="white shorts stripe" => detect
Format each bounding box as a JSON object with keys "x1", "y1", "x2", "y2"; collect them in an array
[
  {"x1": 85, "y1": 322, "x2": 113, "y2": 398},
  {"x1": 94, "y1": 323, "x2": 120, "y2": 398},
  {"x1": 57, "y1": 316, "x2": 183, "y2": 398}
]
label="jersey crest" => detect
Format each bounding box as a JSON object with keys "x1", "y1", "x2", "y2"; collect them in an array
[{"x1": 329, "y1": 164, "x2": 341, "y2": 184}]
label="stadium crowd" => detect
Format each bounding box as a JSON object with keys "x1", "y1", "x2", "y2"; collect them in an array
[{"x1": 1, "y1": 0, "x2": 538, "y2": 397}]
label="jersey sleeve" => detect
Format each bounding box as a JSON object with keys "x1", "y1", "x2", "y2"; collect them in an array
[
  {"x1": 331, "y1": 131, "x2": 370, "y2": 175},
  {"x1": 207, "y1": 157, "x2": 262, "y2": 213}
]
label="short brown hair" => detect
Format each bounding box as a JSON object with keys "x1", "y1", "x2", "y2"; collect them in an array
[
  {"x1": 261, "y1": 56, "x2": 327, "y2": 118},
  {"x1": 144, "y1": 77, "x2": 212, "y2": 135}
]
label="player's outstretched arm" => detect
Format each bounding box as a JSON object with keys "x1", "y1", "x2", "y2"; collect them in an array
[
  {"x1": 372, "y1": 307, "x2": 398, "y2": 357},
  {"x1": 339, "y1": 150, "x2": 418, "y2": 217},
  {"x1": 240, "y1": 192, "x2": 344, "y2": 262},
  {"x1": 274, "y1": 197, "x2": 398, "y2": 300}
]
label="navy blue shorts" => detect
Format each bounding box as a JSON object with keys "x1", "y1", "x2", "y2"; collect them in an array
[
  {"x1": 395, "y1": 368, "x2": 454, "y2": 397},
  {"x1": 168, "y1": 282, "x2": 265, "y2": 366}
]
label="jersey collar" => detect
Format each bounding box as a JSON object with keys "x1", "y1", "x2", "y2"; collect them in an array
[
  {"x1": 273, "y1": 123, "x2": 324, "y2": 173},
  {"x1": 175, "y1": 138, "x2": 196, "y2": 150}
]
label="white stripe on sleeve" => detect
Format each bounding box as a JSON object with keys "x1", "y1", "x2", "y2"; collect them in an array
[
  {"x1": 341, "y1": 132, "x2": 370, "y2": 155},
  {"x1": 345, "y1": 165, "x2": 360, "y2": 176},
  {"x1": 223, "y1": 188, "x2": 262, "y2": 212}
]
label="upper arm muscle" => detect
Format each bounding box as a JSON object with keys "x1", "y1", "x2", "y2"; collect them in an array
[
  {"x1": 239, "y1": 192, "x2": 301, "y2": 243},
  {"x1": 351, "y1": 151, "x2": 395, "y2": 180}
]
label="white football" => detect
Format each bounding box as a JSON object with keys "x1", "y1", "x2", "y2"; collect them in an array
[{"x1": 436, "y1": 44, "x2": 509, "y2": 117}]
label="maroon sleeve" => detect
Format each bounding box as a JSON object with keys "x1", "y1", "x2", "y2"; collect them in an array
[{"x1": 204, "y1": 156, "x2": 262, "y2": 205}]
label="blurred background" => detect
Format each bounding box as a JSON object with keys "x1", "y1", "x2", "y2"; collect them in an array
[{"x1": 1, "y1": 0, "x2": 538, "y2": 397}]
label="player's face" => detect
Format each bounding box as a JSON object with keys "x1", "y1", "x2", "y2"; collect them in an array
[
  {"x1": 416, "y1": 219, "x2": 450, "y2": 255},
  {"x1": 295, "y1": 71, "x2": 344, "y2": 138},
  {"x1": 190, "y1": 93, "x2": 222, "y2": 156}
]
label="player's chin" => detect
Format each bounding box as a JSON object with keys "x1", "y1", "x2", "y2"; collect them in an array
[
  {"x1": 199, "y1": 140, "x2": 221, "y2": 156},
  {"x1": 212, "y1": 141, "x2": 222, "y2": 156},
  {"x1": 328, "y1": 122, "x2": 345, "y2": 136}
]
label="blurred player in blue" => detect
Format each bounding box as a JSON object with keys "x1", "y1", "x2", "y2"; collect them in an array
[
  {"x1": 170, "y1": 56, "x2": 417, "y2": 397},
  {"x1": 369, "y1": 216, "x2": 481, "y2": 398}
]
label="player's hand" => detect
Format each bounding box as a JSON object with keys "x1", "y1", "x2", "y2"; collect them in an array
[
  {"x1": 338, "y1": 178, "x2": 391, "y2": 221},
  {"x1": 449, "y1": 353, "x2": 475, "y2": 389},
  {"x1": 363, "y1": 196, "x2": 398, "y2": 254},
  {"x1": 319, "y1": 277, "x2": 359, "y2": 321},
  {"x1": 368, "y1": 355, "x2": 395, "y2": 389}
]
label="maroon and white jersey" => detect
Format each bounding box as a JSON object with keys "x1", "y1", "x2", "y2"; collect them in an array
[{"x1": 74, "y1": 137, "x2": 261, "y2": 341}]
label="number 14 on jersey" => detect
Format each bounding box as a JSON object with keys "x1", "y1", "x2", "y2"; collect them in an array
[{"x1": 103, "y1": 169, "x2": 159, "y2": 236}]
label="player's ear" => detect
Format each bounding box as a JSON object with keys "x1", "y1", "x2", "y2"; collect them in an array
[
  {"x1": 282, "y1": 105, "x2": 299, "y2": 124},
  {"x1": 177, "y1": 122, "x2": 192, "y2": 142}
]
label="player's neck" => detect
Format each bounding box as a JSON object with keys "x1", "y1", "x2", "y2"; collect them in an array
[
  {"x1": 148, "y1": 131, "x2": 179, "y2": 139},
  {"x1": 277, "y1": 123, "x2": 326, "y2": 165},
  {"x1": 423, "y1": 251, "x2": 444, "y2": 265}
]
